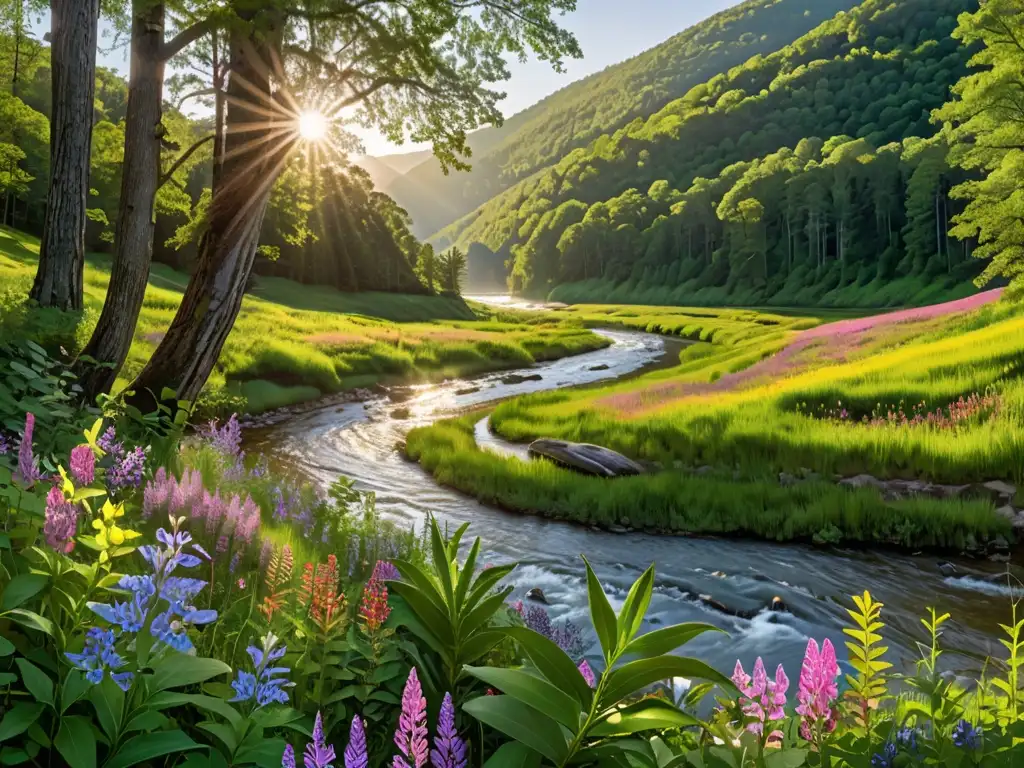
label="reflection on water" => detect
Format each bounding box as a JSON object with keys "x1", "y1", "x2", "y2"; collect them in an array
[{"x1": 245, "y1": 327, "x2": 1017, "y2": 678}]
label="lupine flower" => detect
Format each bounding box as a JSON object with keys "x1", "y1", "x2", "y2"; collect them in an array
[
  {"x1": 345, "y1": 715, "x2": 368, "y2": 768},
  {"x1": 521, "y1": 604, "x2": 552, "y2": 638},
  {"x1": 0, "y1": 432, "x2": 9, "y2": 455},
  {"x1": 952, "y1": 720, "x2": 982, "y2": 750},
  {"x1": 44, "y1": 485, "x2": 77, "y2": 553},
  {"x1": 304, "y1": 712, "x2": 337, "y2": 768},
  {"x1": 372, "y1": 560, "x2": 401, "y2": 582},
  {"x1": 66, "y1": 627, "x2": 132, "y2": 690},
  {"x1": 394, "y1": 667, "x2": 429, "y2": 768},
  {"x1": 108, "y1": 445, "x2": 148, "y2": 490},
  {"x1": 230, "y1": 551, "x2": 242, "y2": 574},
  {"x1": 552, "y1": 620, "x2": 586, "y2": 663},
  {"x1": 430, "y1": 693, "x2": 466, "y2": 768},
  {"x1": 795, "y1": 638, "x2": 839, "y2": 742},
  {"x1": 732, "y1": 658, "x2": 788, "y2": 737},
  {"x1": 15, "y1": 412, "x2": 42, "y2": 486},
  {"x1": 578, "y1": 660, "x2": 596, "y2": 688},
  {"x1": 360, "y1": 576, "x2": 390, "y2": 632},
  {"x1": 282, "y1": 745, "x2": 296, "y2": 768},
  {"x1": 871, "y1": 743, "x2": 897, "y2": 768},
  {"x1": 69, "y1": 444, "x2": 95, "y2": 485},
  {"x1": 201, "y1": 414, "x2": 243, "y2": 456},
  {"x1": 97, "y1": 426, "x2": 120, "y2": 454}
]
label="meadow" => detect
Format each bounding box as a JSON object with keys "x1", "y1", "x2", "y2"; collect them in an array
[
  {"x1": 406, "y1": 293, "x2": 1024, "y2": 547},
  {"x1": 0, "y1": 228, "x2": 606, "y2": 414}
]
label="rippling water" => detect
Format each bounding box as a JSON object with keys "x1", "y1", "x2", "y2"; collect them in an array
[{"x1": 245, "y1": 327, "x2": 1018, "y2": 678}]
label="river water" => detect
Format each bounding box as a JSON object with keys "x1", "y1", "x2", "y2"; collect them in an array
[{"x1": 245, "y1": 320, "x2": 1018, "y2": 681}]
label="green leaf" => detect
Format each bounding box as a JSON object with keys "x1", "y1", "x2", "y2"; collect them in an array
[
  {"x1": 464, "y1": 666, "x2": 582, "y2": 732},
  {"x1": 235, "y1": 739, "x2": 288, "y2": 768},
  {"x1": 429, "y1": 519, "x2": 456, "y2": 608},
  {"x1": 460, "y1": 589, "x2": 514, "y2": 639},
  {"x1": 392, "y1": 559, "x2": 449, "y2": 616},
  {"x1": 3, "y1": 609, "x2": 55, "y2": 636},
  {"x1": 197, "y1": 722, "x2": 238, "y2": 753},
  {"x1": 453, "y1": 537, "x2": 481, "y2": 612},
  {"x1": 14, "y1": 659, "x2": 53, "y2": 707},
  {"x1": 623, "y1": 623, "x2": 725, "y2": 660},
  {"x1": 502, "y1": 626, "x2": 592, "y2": 705},
  {"x1": 149, "y1": 654, "x2": 231, "y2": 692},
  {"x1": 148, "y1": 693, "x2": 244, "y2": 731},
  {"x1": 590, "y1": 698, "x2": 699, "y2": 737},
  {"x1": 54, "y1": 716, "x2": 97, "y2": 768},
  {"x1": 61, "y1": 670, "x2": 90, "y2": 714},
  {"x1": 0, "y1": 575, "x2": 48, "y2": 612},
  {"x1": 103, "y1": 731, "x2": 201, "y2": 768},
  {"x1": 617, "y1": 564, "x2": 655, "y2": 646},
  {"x1": 0, "y1": 702, "x2": 45, "y2": 742},
  {"x1": 390, "y1": 582, "x2": 455, "y2": 648},
  {"x1": 123, "y1": 711, "x2": 169, "y2": 734},
  {"x1": 602, "y1": 656, "x2": 735, "y2": 707},
  {"x1": 0, "y1": 636, "x2": 14, "y2": 656},
  {"x1": 483, "y1": 742, "x2": 542, "y2": 768},
  {"x1": 463, "y1": 695, "x2": 569, "y2": 764},
  {"x1": 457, "y1": 630, "x2": 506, "y2": 670},
  {"x1": 582, "y1": 556, "x2": 618, "y2": 662},
  {"x1": 88, "y1": 677, "x2": 124, "y2": 743},
  {"x1": 0, "y1": 674, "x2": 15, "y2": 686},
  {"x1": 764, "y1": 750, "x2": 809, "y2": 768}
]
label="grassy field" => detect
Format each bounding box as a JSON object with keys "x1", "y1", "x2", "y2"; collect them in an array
[
  {"x1": 0, "y1": 228, "x2": 607, "y2": 414},
  {"x1": 406, "y1": 294, "x2": 1023, "y2": 548}
]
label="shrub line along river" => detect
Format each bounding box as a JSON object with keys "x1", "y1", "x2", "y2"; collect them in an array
[{"x1": 244, "y1": 300, "x2": 1016, "y2": 682}]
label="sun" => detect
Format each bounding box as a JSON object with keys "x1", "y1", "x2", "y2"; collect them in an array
[{"x1": 298, "y1": 110, "x2": 328, "y2": 141}]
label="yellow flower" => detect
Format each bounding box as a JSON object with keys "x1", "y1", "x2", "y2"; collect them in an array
[{"x1": 92, "y1": 500, "x2": 140, "y2": 553}]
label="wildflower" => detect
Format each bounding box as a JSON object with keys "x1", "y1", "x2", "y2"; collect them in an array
[
  {"x1": 274, "y1": 487, "x2": 289, "y2": 522},
  {"x1": 282, "y1": 745, "x2": 296, "y2": 768},
  {"x1": 217, "y1": 535, "x2": 230, "y2": 557},
  {"x1": 732, "y1": 657, "x2": 788, "y2": 737},
  {"x1": 871, "y1": 743, "x2": 896, "y2": 768},
  {"x1": 430, "y1": 693, "x2": 466, "y2": 768},
  {"x1": 552, "y1": 620, "x2": 586, "y2": 663},
  {"x1": 69, "y1": 444, "x2": 95, "y2": 485},
  {"x1": 952, "y1": 720, "x2": 982, "y2": 750},
  {"x1": 230, "y1": 551, "x2": 242, "y2": 574},
  {"x1": 15, "y1": 412, "x2": 42, "y2": 486},
  {"x1": 230, "y1": 633, "x2": 294, "y2": 708},
  {"x1": 260, "y1": 540, "x2": 273, "y2": 570},
  {"x1": 394, "y1": 667, "x2": 429, "y2": 768},
  {"x1": 309, "y1": 555, "x2": 345, "y2": 633},
  {"x1": 578, "y1": 660, "x2": 596, "y2": 688},
  {"x1": 795, "y1": 638, "x2": 839, "y2": 742},
  {"x1": 97, "y1": 426, "x2": 120, "y2": 454},
  {"x1": 237, "y1": 578, "x2": 246, "y2": 590},
  {"x1": 521, "y1": 604, "x2": 552, "y2": 638},
  {"x1": 108, "y1": 445, "x2": 148, "y2": 490},
  {"x1": 360, "y1": 576, "x2": 391, "y2": 632},
  {"x1": 65, "y1": 627, "x2": 131, "y2": 690},
  {"x1": 372, "y1": 560, "x2": 401, "y2": 582},
  {"x1": 0, "y1": 432, "x2": 9, "y2": 455},
  {"x1": 44, "y1": 485, "x2": 77, "y2": 553},
  {"x1": 345, "y1": 715, "x2": 368, "y2": 768},
  {"x1": 91, "y1": 499, "x2": 141, "y2": 561},
  {"x1": 304, "y1": 712, "x2": 337, "y2": 768},
  {"x1": 201, "y1": 414, "x2": 243, "y2": 456}
]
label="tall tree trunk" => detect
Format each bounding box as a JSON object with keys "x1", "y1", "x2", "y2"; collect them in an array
[
  {"x1": 77, "y1": 2, "x2": 165, "y2": 399},
  {"x1": 131, "y1": 17, "x2": 291, "y2": 406},
  {"x1": 31, "y1": 0, "x2": 99, "y2": 311}
]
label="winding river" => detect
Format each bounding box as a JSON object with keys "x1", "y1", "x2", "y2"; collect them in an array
[{"x1": 245, "y1": 309, "x2": 1018, "y2": 680}]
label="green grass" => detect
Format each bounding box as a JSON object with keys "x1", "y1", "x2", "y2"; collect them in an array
[
  {"x1": 405, "y1": 413, "x2": 1008, "y2": 550},
  {"x1": 0, "y1": 227, "x2": 607, "y2": 414}
]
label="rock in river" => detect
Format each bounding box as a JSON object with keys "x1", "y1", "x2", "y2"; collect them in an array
[
  {"x1": 528, "y1": 438, "x2": 645, "y2": 477},
  {"x1": 501, "y1": 373, "x2": 543, "y2": 385},
  {"x1": 525, "y1": 587, "x2": 548, "y2": 604}
]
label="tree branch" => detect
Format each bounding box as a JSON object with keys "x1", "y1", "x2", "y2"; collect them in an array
[
  {"x1": 159, "y1": 135, "x2": 215, "y2": 189},
  {"x1": 162, "y1": 18, "x2": 214, "y2": 61},
  {"x1": 175, "y1": 87, "x2": 217, "y2": 110}
]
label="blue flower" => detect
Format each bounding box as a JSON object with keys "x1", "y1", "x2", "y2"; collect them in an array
[
  {"x1": 151, "y1": 611, "x2": 194, "y2": 653},
  {"x1": 256, "y1": 679, "x2": 291, "y2": 707},
  {"x1": 111, "y1": 672, "x2": 134, "y2": 692},
  {"x1": 896, "y1": 727, "x2": 918, "y2": 752},
  {"x1": 66, "y1": 627, "x2": 128, "y2": 687},
  {"x1": 952, "y1": 719, "x2": 982, "y2": 750},
  {"x1": 230, "y1": 670, "x2": 257, "y2": 702},
  {"x1": 871, "y1": 743, "x2": 896, "y2": 768},
  {"x1": 231, "y1": 633, "x2": 293, "y2": 708}
]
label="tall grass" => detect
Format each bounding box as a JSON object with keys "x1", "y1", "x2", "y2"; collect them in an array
[{"x1": 405, "y1": 414, "x2": 1007, "y2": 550}]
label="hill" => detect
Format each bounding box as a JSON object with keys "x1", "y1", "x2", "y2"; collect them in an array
[
  {"x1": 376, "y1": 0, "x2": 861, "y2": 239},
  {"x1": 436, "y1": 0, "x2": 981, "y2": 307}
]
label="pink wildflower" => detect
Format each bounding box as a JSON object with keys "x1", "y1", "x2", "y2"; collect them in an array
[
  {"x1": 795, "y1": 638, "x2": 839, "y2": 743},
  {"x1": 394, "y1": 668, "x2": 428, "y2": 768},
  {"x1": 69, "y1": 445, "x2": 95, "y2": 485},
  {"x1": 732, "y1": 657, "x2": 788, "y2": 737}
]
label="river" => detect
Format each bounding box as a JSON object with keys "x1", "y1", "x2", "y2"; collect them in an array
[{"x1": 245, "y1": 313, "x2": 1018, "y2": 682}]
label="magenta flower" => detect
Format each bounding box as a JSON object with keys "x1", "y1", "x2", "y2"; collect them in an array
[
  {"x1": 394, "y1": 668, "x2": 429, "y2": 768},
  {"x1": 430, "y1": 693, "x2": 466, "y2": 768},
  {"x1": 44, "y1": 485, "x2": 77, "y2": 553},
  {"x1": 732, "y1": 657, "x2": 788, "y2": 737},
  {"x1": 15, "y1": 412, "x2": 42, "y2": 486},
  {"x1": 578, "y1": 660, "x2": 596, "y2": 688},
  {"x1": 344, "y1": 715, "x2": 368, "y2": 768},
  {"x1": 795, "y1": 638, "x2": 839, "y2": 742},
  {"x1": 303, "y1": 712, "x2": 336, "y2": 768},
  {"x1": 69, "y1": 444, "x2": 95, "y2": 485}
]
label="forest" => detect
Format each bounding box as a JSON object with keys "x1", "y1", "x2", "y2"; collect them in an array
[{"x1": 434, "y1": 0, "x2": 1009, "y2": 307}]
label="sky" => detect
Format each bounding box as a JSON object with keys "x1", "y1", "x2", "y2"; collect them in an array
[{"x1": 33, "y1": 1, "x2": 737, "y2": 157}]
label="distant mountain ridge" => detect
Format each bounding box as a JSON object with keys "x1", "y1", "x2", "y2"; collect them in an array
[{"x1": 370, "y1": 0, "x2": 862, "y2": 240}]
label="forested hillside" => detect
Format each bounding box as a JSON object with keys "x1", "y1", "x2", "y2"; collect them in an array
[
  {"x1": 379, "y1": 0, "x2": 860, "y2": 239},
  {"x1": 0, "y1": 27, "x2": 426, "y2": 295},
  {"x1": 439, "y1": 0, "x2": 982, "y2": 307}
]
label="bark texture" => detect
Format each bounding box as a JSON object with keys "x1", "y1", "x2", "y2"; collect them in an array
[
  {"x1": 31, "y1": 0, "x2": 99, "y2": 311},
  {"x1": 131, "y1": 18, "x2": 292, "y2": 406},
  {"x1": 77, "y1": 2, "x2": 165, "y2": 399}
]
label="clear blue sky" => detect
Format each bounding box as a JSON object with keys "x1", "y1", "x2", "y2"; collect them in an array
[{"x1": 35, "y1": 1, "x2": 737, "y2": 156}]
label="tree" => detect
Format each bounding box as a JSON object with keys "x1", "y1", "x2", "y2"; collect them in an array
[
  {"x1": 130, "y1": 0, "x2": 581, "y2": 404},
  {"x1": 31, "y1": 0, "x2": 99, "y2": 310},
  {"x1": 416, "y1": 243, "x2": 436, "y2": 292},
  {"x1": 437, "y1": 246, "x2": 467, "y2": 294}
]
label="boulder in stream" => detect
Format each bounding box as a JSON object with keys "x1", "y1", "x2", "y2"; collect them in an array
[
  {"x1": 501, "y1": 373, "x2": 543, "y2": 385},
  {"x1": 528, "y1": 438, "x2": 645, "y2": 477},
  {"x1": 525, "y1": 587, "x2": 548, "y2": 604}
]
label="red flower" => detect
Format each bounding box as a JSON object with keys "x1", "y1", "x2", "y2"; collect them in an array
[{"x1": 360, "y1": 577, "x2": 391, "y2": 632}]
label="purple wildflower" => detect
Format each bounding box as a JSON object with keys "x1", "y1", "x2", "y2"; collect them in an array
[
  {"x1": 732, "y1": 658, "x2": 789, "y2": 738},
  {"x1": 578, "y1": 660, "x2": 596, "y2": 688},
  {"x1": 108, "y1": 445, "x2": 148, "y2": 490},
  {"x1": 15, "y1": 412, "x2": 42, "y2": 486},
  {"x1": 345, "y1": 715, "x2": 368, "y2": 768},
  {"x1": 394, "y1": 668, "x2": 429, "y2": 768},
  {"x1": 282, "y1": 745, "x2": 296, "y2": 768},
  {"x1": 304, "y1": 712, "x2": 336, "y2": 768},
  {"x1": 229, "y1": 551, "x2": 242, "y2": 574},
  {"x1": 430, "y1": 693, "x2": 466, "y2": 768},
  {"x1": 44, "y1": 485, "x2": 77, "y2": 553},
  {"x1": 69, "y1": 444, "x2": 95, "y2": 486},
  {"x1": 522, "y1": 604, "x2": 552, "y2": 638},
  {"x1": 216, "y1": 535, "x2": 230, "y2": 557},
  {"x1": 0, "y1": 432, "x2": 9, "y2": 455},
  {"x1": 202, "y1": 414, "x2": 243, "y2": 456},
  {"x1": 372, "y1": 560, "x2": 401, "y2": 582}
]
